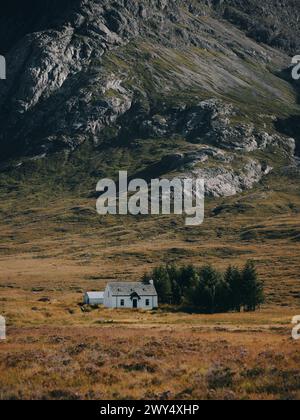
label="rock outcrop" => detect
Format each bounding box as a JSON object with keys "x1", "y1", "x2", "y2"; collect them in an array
[{"x1": 0, "y1": 0, "x2": 299, "y2": 197}]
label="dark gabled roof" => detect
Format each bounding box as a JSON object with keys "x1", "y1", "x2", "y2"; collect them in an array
[{"x1": 107, "y1": 282, "x2": 157, "y2": 297}]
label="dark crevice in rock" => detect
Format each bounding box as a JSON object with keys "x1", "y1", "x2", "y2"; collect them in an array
[
  {"x1": 0, "y1": 0, "x2": 81, "y2": 53},
  {"x1": 275, "y1": 116, "x2": 300, "y2": 157}
]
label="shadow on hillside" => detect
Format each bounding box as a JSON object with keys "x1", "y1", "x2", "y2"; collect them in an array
[{"x1": 274, "y1": 68, "x2": 300, "y2": 156}]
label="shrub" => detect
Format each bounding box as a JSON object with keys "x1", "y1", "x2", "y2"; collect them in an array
[{"x1": 206, "y1": 365, "x2": 235, "y2": 389}]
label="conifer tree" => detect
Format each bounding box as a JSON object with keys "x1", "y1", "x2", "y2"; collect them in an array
[
  {"x1": 152, "y1": 265, "x2": 172, "y2": 304},
  {"x1": 192, "y1": 265, "x2": 224, "y2": 313},
  {"x1": 225, "y1": 265, "x2": 243, "y2": 312},
  {"x1": 242, "y1": 261, "x2": 265, "y2": 311}
]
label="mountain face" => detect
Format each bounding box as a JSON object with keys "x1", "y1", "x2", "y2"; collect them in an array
[{"x1": 0, "y1": 0, "x2": 299, "y2": 197}]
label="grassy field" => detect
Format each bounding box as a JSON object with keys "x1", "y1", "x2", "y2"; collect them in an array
[
  {"x1": 0, "y1": 162, "x2": 300, "y2": 400},
  {"x1": 0, "y1": 305, "x2": 299, "y2": 400}
]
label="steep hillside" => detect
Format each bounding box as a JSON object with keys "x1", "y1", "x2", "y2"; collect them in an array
[{"x1": 0, "y1": 0, "x2": 299, "y2": 198}]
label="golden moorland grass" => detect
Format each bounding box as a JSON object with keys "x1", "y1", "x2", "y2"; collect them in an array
[
  {"x1": 0, "y1": 174, "x2": 300, "y2": 399},
  {"x1": 0, "y1": 306, "x2": 299, "y2": 400}
]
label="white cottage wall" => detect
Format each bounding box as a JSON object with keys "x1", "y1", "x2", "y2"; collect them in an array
[{"x1": 103, "y1": 283, "x2": 158, "y2": 310}]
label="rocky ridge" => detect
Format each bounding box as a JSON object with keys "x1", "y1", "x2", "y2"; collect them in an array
[{"x1": 0, "y1": 0, "x2": 299, "y2": 197}]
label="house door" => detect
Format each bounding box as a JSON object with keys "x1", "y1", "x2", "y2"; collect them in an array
[{"x1": 133, "y1": 299, "x2": 138, "y2": 309}]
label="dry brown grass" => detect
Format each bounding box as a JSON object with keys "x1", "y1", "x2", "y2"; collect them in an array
[
  {"x1": 0, "y1": 177, "x2": 300, "y2": 399},
  {"x1": 1, "y1": 190, "x2": 300, "y2": 306},
  {"x1": 0, "y1": 308, "x2": 299, "y2": 400}
]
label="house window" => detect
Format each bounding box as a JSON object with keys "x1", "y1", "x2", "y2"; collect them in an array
[
  {"x1": 120, "y1": 299, "x2": 125, "y2": 307},
  {"x1": 146, "y1": 299, "x2": 150, "y2": 307}
]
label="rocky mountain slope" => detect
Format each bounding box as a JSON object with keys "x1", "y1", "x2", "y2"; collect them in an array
[{"x1": 0, "y1": 0, "x2": 299, "y2": 197}]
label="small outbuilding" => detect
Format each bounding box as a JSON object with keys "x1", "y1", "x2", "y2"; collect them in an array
[{"x1": 84, "y1": 291, "x2": 104, "y2": 306}]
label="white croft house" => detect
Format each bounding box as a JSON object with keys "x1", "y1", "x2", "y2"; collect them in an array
[
  {"x1": 84, "y1": 292, "x2": 104, "y2": 305},
  {"x1": 104, "y1": 281, "x2": 158, "y2": 310}
]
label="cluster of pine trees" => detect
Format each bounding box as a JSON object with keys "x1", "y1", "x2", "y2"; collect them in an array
[{"x1": 143, "y1": 261, "x2": 264, "y2": 314}]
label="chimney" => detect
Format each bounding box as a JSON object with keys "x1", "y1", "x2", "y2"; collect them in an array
[{"x1": 149, "y1": 279, "x2": 154, "y2": 285}]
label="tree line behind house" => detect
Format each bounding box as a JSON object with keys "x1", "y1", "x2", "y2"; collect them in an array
[{"x1": 143, "y1": 261, "x2": 265, "y2": 314}]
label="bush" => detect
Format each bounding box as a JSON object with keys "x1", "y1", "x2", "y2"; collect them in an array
[{"x1": 206, "y1": 365, "x2": 235, "y2": 389}]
